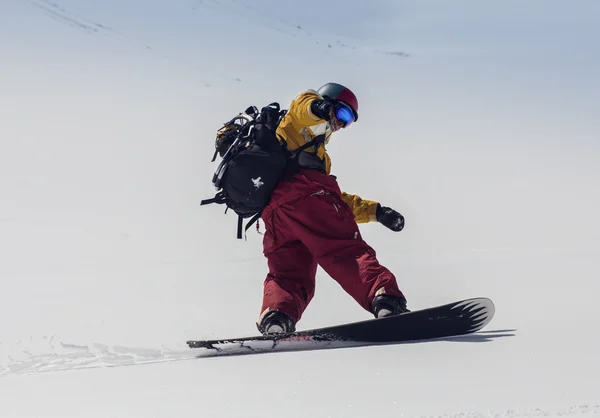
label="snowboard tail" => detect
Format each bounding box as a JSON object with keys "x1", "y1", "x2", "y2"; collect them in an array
[{"x1": 187, "y1": 297, "x2": 495, "y2": 352}]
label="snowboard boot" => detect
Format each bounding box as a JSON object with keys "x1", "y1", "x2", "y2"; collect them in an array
[
  {"x1": 372, "y1": 294, "x2": 409, "y2": 318},
  {"x1": 257, "y1": 311, "x2": 296, "y2": 335}
]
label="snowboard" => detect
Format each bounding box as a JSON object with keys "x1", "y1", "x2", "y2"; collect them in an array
[{"x1": 186, "y1": 297, "x2": 495, "y2": 356}]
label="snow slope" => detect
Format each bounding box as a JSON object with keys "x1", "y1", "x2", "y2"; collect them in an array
[{"x1": 1, "y1": 0, "x2": 599, "y2": 417}]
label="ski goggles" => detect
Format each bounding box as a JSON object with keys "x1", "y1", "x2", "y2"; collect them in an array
[{"x1": 334, "y1": 103, "x2": 356, "y2": 128}]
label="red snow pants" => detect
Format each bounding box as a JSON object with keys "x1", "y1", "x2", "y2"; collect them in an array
[{"x1": 259, "y1": 169, "x2": 405, "y2": 324}]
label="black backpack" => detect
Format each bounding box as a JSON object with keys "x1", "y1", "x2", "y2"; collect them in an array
[{"x1": 201, "y1": 103, "x2": 322, "y2": 239}]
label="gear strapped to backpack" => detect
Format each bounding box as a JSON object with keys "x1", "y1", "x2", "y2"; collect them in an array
[{"x1": 201, "y1": 102, "x2": 324, "y2": 239}]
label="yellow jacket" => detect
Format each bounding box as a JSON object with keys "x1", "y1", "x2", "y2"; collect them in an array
[{"x1": 275, "y1": 90, "x2": 379, "y2": 224}]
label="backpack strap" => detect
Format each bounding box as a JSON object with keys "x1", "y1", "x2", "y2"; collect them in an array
[
  {"x1": 293, "y1": 136, "x2": 325, "y2": 154},
  {"x1": 238, "y1": 212, "x2": 262, "y2": 240},
  {"x1": 237, "y1": 215, "x2": 244, "y2": 240},
  {"x1": 200, "y1": 191, "x2": 226, "y2": 206}
]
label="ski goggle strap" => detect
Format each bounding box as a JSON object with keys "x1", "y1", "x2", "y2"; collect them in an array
[{"x1": 334, "y1": 103, "x2": 356, "y2": 127}]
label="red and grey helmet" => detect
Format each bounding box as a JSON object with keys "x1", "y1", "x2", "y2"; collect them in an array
[{"x1": 316, "y1": 82, "x2": 359, "y2": 122}]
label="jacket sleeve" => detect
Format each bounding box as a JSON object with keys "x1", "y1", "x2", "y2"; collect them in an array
[
  {"x1": 341, "y1": 192, "x2": 379, "y2": 224},
  {"x1": 287, "y1": 90, "x2": 325, "y2": 130}
]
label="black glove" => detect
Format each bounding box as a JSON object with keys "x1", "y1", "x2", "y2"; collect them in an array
[
  {"x1": 310, "y1": 98, "x2": 336, "y2": 121},
  {"x1": 376, "y1": 204, "x2": 405, "y2": 232}
]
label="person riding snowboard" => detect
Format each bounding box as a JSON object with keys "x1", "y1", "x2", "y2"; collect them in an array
[{"x1": 257, "y1": 82, "x2": 408, "y2": 335}]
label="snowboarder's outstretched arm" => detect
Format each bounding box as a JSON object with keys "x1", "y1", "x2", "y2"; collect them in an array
[
  {"x1": 341, "y1": 192, "x2": 379, "y2": 223},
  {"x1": 342, "y1": 193, "x2": 405, "y2": 231}
]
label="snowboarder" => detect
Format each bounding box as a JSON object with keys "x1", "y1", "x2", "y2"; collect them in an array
[{"x1": 257, "y1": 82, "x2": 408, "y2": 335}]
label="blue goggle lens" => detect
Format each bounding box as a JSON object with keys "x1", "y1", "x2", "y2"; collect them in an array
[{"x1": 334, "y1": 104, "x2": 355, "y2": 127}]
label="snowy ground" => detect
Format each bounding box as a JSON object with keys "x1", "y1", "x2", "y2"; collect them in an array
[{"x1": 1, "y1": 1, "x2": 599, "y2": 417}]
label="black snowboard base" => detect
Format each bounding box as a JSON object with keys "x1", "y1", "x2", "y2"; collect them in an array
[{"x1": 186, "y1": 297, "x2": 495, "y2": 356}]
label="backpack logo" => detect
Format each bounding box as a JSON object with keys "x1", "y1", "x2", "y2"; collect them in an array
[{"x1": 252, "y1": 177, "x2": 264, "y2": 190}]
